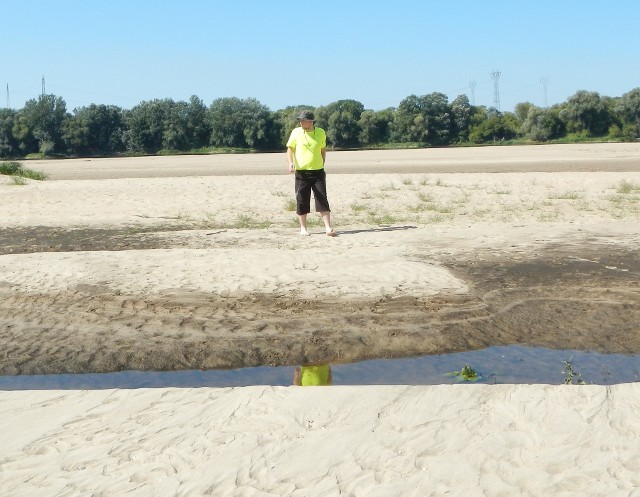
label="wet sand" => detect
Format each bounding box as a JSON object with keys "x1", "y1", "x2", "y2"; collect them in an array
[
  {"x1": 24, "y1": 142, "x2": 640, "y2": 179},
  {"x1": 1, "y1": 144, "x2": 639, "y2": 374}
]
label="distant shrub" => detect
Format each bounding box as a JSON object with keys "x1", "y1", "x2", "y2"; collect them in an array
[{"x1": 0, "y1": 161, "x2": 48, "y2": 180}]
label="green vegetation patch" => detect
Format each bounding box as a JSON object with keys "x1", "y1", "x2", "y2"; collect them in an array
[
  {"x1": 0, "y1": 161, "x2": 48, "y2": 181},
  {"x1": 548, "y1": 191, "x2": 583, "y2": 200},
  {"x1": 616, "y1": 180, "x2": 640, "y2": 194},
  {"x1": 446, "y1": 364, "x2": 481, "y2": 382}
]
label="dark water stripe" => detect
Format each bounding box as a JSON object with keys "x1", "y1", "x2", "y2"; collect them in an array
[{"x1": 1, "y1": 346, "x2": 638, "y2": 390}]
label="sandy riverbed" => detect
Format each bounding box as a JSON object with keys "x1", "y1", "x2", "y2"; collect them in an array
[{"x1": 1, "y1": 144, "x2": 639, "y2": 495}]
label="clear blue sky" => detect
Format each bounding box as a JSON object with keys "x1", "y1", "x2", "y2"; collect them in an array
[{"x1": 3, "y1": 0, "x2": 639, "y2": 112}]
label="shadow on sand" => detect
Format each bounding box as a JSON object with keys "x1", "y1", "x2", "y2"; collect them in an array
[{"x1": 335, "y1": 225, "x2": 418, "y2": 236}]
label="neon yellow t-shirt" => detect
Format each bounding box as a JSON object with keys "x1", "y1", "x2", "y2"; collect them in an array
[
  {"x1": 300, "y1": 364, "x2": 331, "y2": 386},
  {"x1": 286, "y1": 126, "x2": 326, "y2": 171}
]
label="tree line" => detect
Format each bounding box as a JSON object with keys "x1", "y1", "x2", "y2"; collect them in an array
[{"x1": 0, "y1": 88, "x2": 639, "y2": 159}]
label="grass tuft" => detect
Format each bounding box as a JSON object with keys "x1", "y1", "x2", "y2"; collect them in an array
[
  {"x1": 350, "y1": 202, "x2": 367, "y2": 213},
  {"x1": 548, "y1": 191, "x2": 582, "y2": 200},
  {"x1": 616, "y1": 180, "x2": 640, "y2": 194},
  {"x1": 0, "y1": 161, "x2": 48, "y2": 181},
  {"x1": 368, "y1": 212, "x2": 397, "y2": 225}
]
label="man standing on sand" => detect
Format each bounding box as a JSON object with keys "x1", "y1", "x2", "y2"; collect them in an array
[{"x1": 286, "y1": 110, "x2": 336, "y2": 237}]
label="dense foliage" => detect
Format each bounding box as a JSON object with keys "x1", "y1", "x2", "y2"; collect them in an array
[{"x1": 1, "y1": 87, "x2": 639, "y2": 159}]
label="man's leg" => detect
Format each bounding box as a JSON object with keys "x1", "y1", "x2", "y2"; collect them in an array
[
  {"x1": 311, "y1": 171, "x2": 335, "y2": 236},
  {"x1": 298, "y1": 213, "x2": 309, "y2": 235},
  {"x1": 319, "y1": 211, "x2": 335, "y2": 235},
  {"x1": 295, "y1": 173, "x2": 312, "y2": 235}
]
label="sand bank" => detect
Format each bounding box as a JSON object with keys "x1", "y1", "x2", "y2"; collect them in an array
[{"x1": 1, "y1": 384, "x2": 639, "y2": 496}]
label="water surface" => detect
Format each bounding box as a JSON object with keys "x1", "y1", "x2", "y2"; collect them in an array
[{"x1": 1, "y1": 346, "x2": 638, "y2": 390}]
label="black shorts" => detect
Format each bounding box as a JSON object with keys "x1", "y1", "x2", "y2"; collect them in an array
[{"x1": 295, "y1": 169, "x2": 331, "y2": 215}]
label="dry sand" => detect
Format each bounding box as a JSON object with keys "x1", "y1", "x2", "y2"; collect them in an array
[
  {"x1": 2, "y1": 384, "x2": 640, "y2": 496},
  {"x1": 1, "y1": 143, "x2": 639, "y2": 495}
]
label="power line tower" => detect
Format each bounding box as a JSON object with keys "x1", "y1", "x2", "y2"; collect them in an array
[
  {"x1": 42, "y1": 75, "x2": 46, "y2": 97},
  {"x1": 5, "y1": 83, "x2": 9, "y2": 109},
  {"x1": 540, "y1": 76, "x2": 549, "y2": 107},
  {"x1": 490, "y1": 70, "x2": 501, "y2": 111},
  {"x1": 469, "y1": 80, "x2": 476, "y2": 105}
]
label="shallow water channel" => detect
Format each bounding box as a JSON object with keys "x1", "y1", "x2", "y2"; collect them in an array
[{"x1": 1, "y1": 345, "x2": 638, "y2": 390}]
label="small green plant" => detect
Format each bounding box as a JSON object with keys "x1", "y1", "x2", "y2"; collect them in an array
[
  {"x1": 573, "y1": 200, "x2": 593, "y2": 211},
  {"x1": 433, "y1": 203, "x2": 454, "y2": 214},
  {"x1": 235, "y1": 214, "x2": 254, "y2": 228},
  {"x1": 368, "y1": 212, "x2": 397, "y2": 225},
  {"x1": 0, "y1": 161, "x2": 21, "y2": 175},
  {"x1": 290, "y1": 214, "x2": 322, "y2": 228},
  {"x1": 561, "y1": 360, "x2": 586, "y2": 385},
  {"x1": 424, "y1": 213, "x2": 446, "y2": 224},
  {"x1": 380, "y1": 183, "x2": 400, "y2": 191},
  {"x1": 616, "y1": 180, "x2": 640, "y2": 194},
  {"x1": 408, "y1": 203, "x2": 429, "y2": 213},
  {"x1": 350, "y1": 202, "x2": 367, "y2": 213},
  {"x1": 284, "y1": 199, "x2": 296, "y2": 211},
  {"x1": 446, "y1": 364, "x2": 480, "y2": 382},
  {"x1": 11, "y1": 176, "x2": 28, "y2": 186},
  {"x1": 415, "y1": 202, "x2": 454, "y2": 214},
  {"x1": 402, "y1": 178, "x2": 413, "y2": 186},
  {"x1": 549, "y1": 191, "x2": 582, "y2": 200},
  {"x1": 472, "y1": 207, "x2": 491, "y2": 218},
  {"x1": 0, "y1": 161, "x2": 48, "y2": 180},
  {"x1": 417, "y1": 192, "x2": 434, "y2": 203},
  {"x1": 195, "y1": 212, "x2": 218, "y2": 229},
  {"x1": 176, "y1": 211, "x2": 194, "y2": 222},
  {"x1": 537, "y1": 209, "x2": 561, "y2": 222}
]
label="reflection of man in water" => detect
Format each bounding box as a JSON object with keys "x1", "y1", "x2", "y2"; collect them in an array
[{"x1": 293, "y1": 364, "x2": 332, "y2": 386}]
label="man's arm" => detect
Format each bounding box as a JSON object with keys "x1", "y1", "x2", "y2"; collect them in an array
[{"x1": 287, "y1": 147, "x2": 295, "y2": 172}]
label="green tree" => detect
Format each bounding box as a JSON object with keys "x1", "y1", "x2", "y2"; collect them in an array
[
  {"x1": 391, "y1": 94, "x2": 421, "y2": 142},
  {"x1": 327, "y1": 111, "x2": 360, "y2": 148},
  {"x1": 450, "y1": 94, "x2": 474, "y2": 143},
  {"x1": 521, "y1": 105, "x2": 565, "y2": 142},
  {"x1": 560, "y1": 90, "x2": 611, "y2": 136},
  {"x1": 391, "y1": 92, "x2": 452, "y2": 145},
  {"x1": 158, "y1": 96, "x2": 212, "y2": 151},
  {"x1": 185, "y1": 95, "x2": 212, "y2": 149},
  {"x1": 468, "y1": 108, "x2": 518, "y2": 143},
  {"x1": 63, "y1": 104, "x2": 125, "y2": 155},
  {"x1": 124, "y1": 99, "x2": 175, "y2": 153},
  {"x1": 10, "y1": 113, "x2": 37, "y2": 155},
  {"x1": 616, "y1": 87, "x2": 640, "y2": 139},
  {"x1": 122, "y1": 97, "x2": 212, "y2": 153},
  {"x1": 209, "y1": 97, "x2": 278, "y2": 150},
  {"x1": 315, "y1": 99, "x2": 365, "y2": 128},
  {"x1": 358, "y1": 108, "x2": 393, "y2": 146},
  {"x1": 315, "y1": 99, "x2": 365, "y2": 146},
  {"x1": 20, "y1": 94, "x2": 68, "y2": 155},
  {"x1": 161, "y1": 100, "x2": 193, "y2": 151},
  {"x1": 514, "y1": 102, "x2": 535, "y2": 126},
  {"x1": 0, "y1": 109, "x2": 20, "y2": 158}
]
